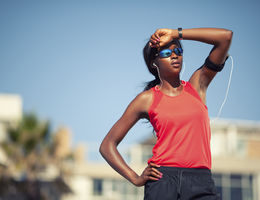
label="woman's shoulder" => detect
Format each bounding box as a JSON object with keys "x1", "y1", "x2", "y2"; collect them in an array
[
  {"x1": 130, "y1": 89, "x2": 154, "y2": 115},
  {"x1": 135, "y1": 89, "x2": 154, "y2": 104}
]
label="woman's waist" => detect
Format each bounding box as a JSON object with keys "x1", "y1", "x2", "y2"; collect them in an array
[
  {"x1": 157, "y1": 166, "x2": 211, "y2": 174},
  {"x1": 148, "y1": 154, "x2": 212, "y2": 170}
]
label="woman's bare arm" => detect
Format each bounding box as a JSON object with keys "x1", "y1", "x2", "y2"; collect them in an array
[
  {"x1": 150, "y1": 27, "x2": 233, "y2": 104},
  {"x1": 185, "y1": 28, "x2": 233, "y2": 103},
  {"x1": 99, "y1": 90, "x2": 162, "y2": 186}
]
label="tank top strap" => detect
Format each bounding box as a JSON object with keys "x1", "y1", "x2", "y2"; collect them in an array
[{"x1": 149, "y1": 85, "x2": 163, "y2": 112}]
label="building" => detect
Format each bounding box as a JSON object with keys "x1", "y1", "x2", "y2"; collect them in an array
[
  {"x1": 127, "y1": 119, "x2": 260, "y2": 200},
  {"x1": 1, "y1": 94, "x2": 259, "y2": 199},
  {"x1": 63, "y1": 119, "x2": 260, "y2": 200},
  {"x1": 0, "y1": 94, "x2": 22, "y2": 166}
]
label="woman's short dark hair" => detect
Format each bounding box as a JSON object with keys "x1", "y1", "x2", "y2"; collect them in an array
[{"x1": 143, "y1": 39, "x2": 183, "y2": 91}]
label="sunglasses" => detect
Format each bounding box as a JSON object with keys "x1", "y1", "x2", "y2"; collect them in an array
[{"x1": 156, "y1": 47, "x2": 183, "y2": 58}]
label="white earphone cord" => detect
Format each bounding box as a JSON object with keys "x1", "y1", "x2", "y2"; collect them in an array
[
  {"x1": 211, "y1": 55, "x2": 234, "y2": 122},
  {"x1": 156, "y1": 56, "x2": 233, "y2": 122},
  {"x1": 155, "y1": 65, "x2": 163, "y2": 89},
  {"x1": 156, "y1": 61, "x2": 186, "y2": 89}
]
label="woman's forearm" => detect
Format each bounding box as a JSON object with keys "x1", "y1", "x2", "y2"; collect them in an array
[
  {"x1": 99, "y1": 139, "x2": 139, "y2": 185},
  {"x1": 176, "y1": 28, "x2": 233, "y2": 46},
  {"x1": 150, "y1": 27, "x2": 233, "y2": 64},
  {"x1": 174, "y1": 28, "x2": 233, "y2": 65}
]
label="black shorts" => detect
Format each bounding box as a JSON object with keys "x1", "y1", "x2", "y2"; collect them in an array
[{"x1": 144, "y1": 166, "x2": 220, "y2": 200}]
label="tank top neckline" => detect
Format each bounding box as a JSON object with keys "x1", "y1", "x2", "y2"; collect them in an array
[{"x1": 154, "y1": 80, "x2": 187, "y2": 98}]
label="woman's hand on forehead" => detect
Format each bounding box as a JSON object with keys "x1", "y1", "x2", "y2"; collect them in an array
[{"x1": 150, "y1": 28, "x2": 178, "y2": 49}]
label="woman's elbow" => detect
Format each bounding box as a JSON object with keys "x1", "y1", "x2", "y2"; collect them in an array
[
  {"x1": 99, "y1": 138, "x2": 115, "y2": 157},
  {"x1": 218, "y1": 30, "x2": 233, "y2": 48},
  {"x1": 225, "y1": 30, "x2": 233, "y2": 42},
  {"x1": 99, "y1": 140, "x2": 107, "y2": 156}
]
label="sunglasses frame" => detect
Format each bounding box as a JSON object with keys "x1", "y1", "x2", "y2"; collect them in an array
[{"x1": 155, "y1": 47, "x2": 183, "y2": 58}]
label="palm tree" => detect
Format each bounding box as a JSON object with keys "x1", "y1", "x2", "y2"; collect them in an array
[{"x1": 1, "y1": 112, "x2": 51, "y2": 179}]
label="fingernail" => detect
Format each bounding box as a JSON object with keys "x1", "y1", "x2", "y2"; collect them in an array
[{"x1": 160, "y1": 174, "x2": 163, "y2": 178}]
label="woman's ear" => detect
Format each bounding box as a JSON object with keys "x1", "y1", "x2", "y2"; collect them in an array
[
  {"x1": 153, "y1": 63, "x2": 158, "y2": 68},
  {"x1": 151, "y1": 61, "x2": 158, "y2": 69}
]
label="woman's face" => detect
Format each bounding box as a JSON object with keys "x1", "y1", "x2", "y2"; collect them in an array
[{"x1": 154, "y1": 42, "x2": 183, "y2": 76}]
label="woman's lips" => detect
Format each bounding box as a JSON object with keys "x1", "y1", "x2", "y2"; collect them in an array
[{"x1": 171, "y1": 61, "x2": 181, "y2": 67}]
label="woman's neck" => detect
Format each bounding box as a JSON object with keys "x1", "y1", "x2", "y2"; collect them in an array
[{"x1": 159, "y1": 78, "x2": 183, "y2": 96}]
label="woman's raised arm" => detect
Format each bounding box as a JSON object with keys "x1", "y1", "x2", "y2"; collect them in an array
[
  {"x1": 150, "y1": 28, "x2": 233, "y2": 103},
  {"x1": 184, "y1": 28, "x2": 233, "y2": 101}
]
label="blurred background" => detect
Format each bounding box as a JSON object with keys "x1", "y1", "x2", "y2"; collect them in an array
[{"x1": 1, "y1": 0, "x2": 260, "y2": 199}]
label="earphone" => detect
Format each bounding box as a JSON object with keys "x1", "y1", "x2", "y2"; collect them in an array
[
  {"x1": 153, "y1": 63, "x2": 157, "y2": 67},
  {"x1": 153, "y1": 63, "x2": 163, "y2": 89},
  {"x1": 153, "y1": 55, "x2": 234, "y2": 122},
  {"x1": 210, "y1": 55, "x2": 234, "y2": 123}
]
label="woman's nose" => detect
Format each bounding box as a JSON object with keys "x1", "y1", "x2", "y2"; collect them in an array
[{"x1": 171, "y1": 52, "x2": 178, "y2": 59}]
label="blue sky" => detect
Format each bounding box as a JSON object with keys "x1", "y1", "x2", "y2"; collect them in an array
[{"x1": 1, "y1": 0, "x2": 260, "y2": 161}]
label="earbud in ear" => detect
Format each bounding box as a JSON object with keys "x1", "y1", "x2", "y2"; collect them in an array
[{"x1": 152, "y1": 63, "x2": 158, "y2": 68}]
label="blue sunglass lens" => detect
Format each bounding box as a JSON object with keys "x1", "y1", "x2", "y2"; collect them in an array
[
  {"x1": 178, "y1": 48, "x2": 183, "y2": 54},
  {"x1": 159, "y1": 48, "x2": 183, "y2": 58},
  {"x1": 174, "y1": 48, "x2": 183, "y2": 56},
  {"x1": 159, "y1": 49, "x2": 172, "y2": 58}
]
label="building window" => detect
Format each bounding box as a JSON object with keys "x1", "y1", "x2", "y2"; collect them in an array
[
  {"x1": 212, "y1": 173, "x2": 254, "y2": 200},
  {"x1": 108, "y1": 179, "x2": 144, "y2": 200},
  {"x1": 93, "y1": 178, "x2": 103, "y2": 195}
]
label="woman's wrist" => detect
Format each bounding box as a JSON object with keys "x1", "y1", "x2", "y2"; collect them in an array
[
  {"x1": 178, "y1": 28, "x2": 183, "y2": 40},
  {"x1": 170, "y1": 29, "x2": 179, "y2": 40},
  {"x1": 130, "y1": 173, "x2": 141, "y2": 186}
]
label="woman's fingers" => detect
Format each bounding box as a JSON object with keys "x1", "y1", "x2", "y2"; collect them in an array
[
  {"x1": 149, "y1": 163, "x2": 162, "y2": 177},
  {"x1": 150, "y1": 33, "x2": 160, "y2": 48},
  {"x1": 154, "y1": 32, "x2": 160, "y2": 40},
  {"x1": 150, "y1": 38, "x2": 159, "y2": 47},
  {"x1": 151, "y1": 167, "x2": 163, "y2": 178},
  {"x1": 151, "y1": 33, "x2": 160, "y2": 42},
  {"x1": 149, "y1": 169, "x2": 162, "y2": 179},
  {"x1": 150, "y1": 29, "x2": 176, "y2": 48},
  {"x1": 143, "y1": 163, "x2": 163, "y2": 180},
  {"x1": 149, "y1": 162, "x2": 160, "y2": 168},
  {"x1": 138, "y1": 163, "x2": 163, "y2": 186},
  {"x1": 148, "y1": 176, "x2": 160, "y2": 181},
  {"x1": 144, "y1": 171, "x2": 161, "y2": 181}
]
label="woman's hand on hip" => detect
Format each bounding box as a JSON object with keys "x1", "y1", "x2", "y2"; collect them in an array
[
  {"x1": 133, "y1": 162, "x2": 163, "y2": 187},
  {"x1": 150, "y1": 29, "x2": 178, "y2": 48}
]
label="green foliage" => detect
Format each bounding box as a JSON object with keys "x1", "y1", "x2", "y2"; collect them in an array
[
  {"x1": 0, "y1": 112, "x2": 54, "y2": 179},
  {"x1": 5, "y1": 112, "x2": 51, "y2": 156},
  {"x1": 0, "y1": 111, "x2": 76, "y2": 181}
]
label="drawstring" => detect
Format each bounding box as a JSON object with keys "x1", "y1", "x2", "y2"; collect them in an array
[{"x1": 178, "y1": 170, "x2": 184, "y2": 195}]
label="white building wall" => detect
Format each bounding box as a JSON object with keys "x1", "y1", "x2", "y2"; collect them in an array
[
  {"x1": 0, "y1": 94, "x2": 22, "y2": 165},
  {"x1": 63, "y1": 175, "x2": 92, "y2": 200},
  {"x1": 0, "y1": 94, "x2": 22, "y2": 122},
  {"x1": 59, "y1": 120, "x2": 260, "y2": 200},
  {"x1": 211, "y1": 131, "x2": 227, "y2": 156}
]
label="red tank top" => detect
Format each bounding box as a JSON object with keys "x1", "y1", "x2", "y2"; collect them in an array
[{"x1": 148, "y1": 80, "x2": 212, "y2": 169}]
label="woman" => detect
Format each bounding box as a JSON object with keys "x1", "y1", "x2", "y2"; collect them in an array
[{"x1": 100, "y1": 28, "x2": 233, "y2": 200}]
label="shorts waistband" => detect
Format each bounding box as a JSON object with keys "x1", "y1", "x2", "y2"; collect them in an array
[{"x1": 158, "y1": 166, "x2": 211, "y2": 174}]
